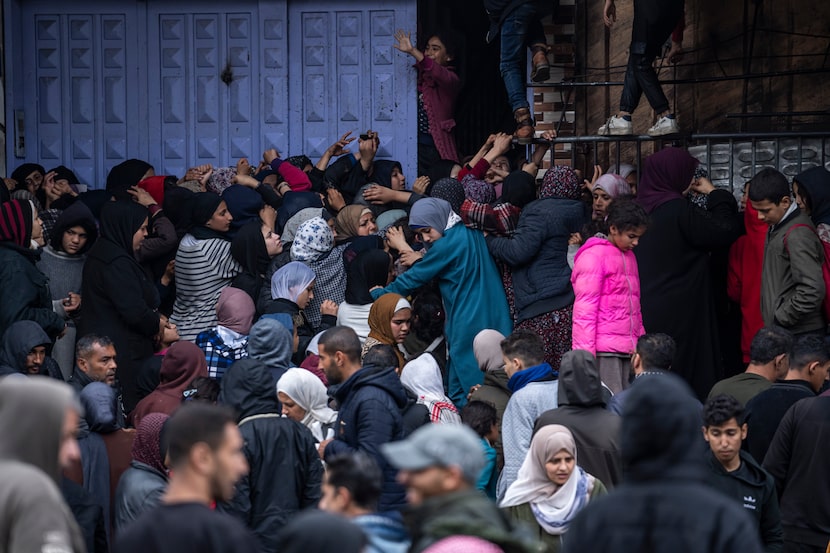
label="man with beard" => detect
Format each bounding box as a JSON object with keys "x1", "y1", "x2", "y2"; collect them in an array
[{"x1": 114, "y1": 404, "x2": 258, "y2": 553}]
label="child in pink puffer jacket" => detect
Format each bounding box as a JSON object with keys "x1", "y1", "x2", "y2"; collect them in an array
[{"x1": 571, "y1": 198, "x2": 649, "y2": 394}]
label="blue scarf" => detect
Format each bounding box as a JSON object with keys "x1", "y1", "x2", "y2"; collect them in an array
[{"x1": 507, "y1": 362, "x2": 556, "y2": 392}]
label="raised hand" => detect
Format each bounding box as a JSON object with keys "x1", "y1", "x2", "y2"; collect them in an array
[{"x1": 393, "y1": 30, "x2": 416, "y2": 55}]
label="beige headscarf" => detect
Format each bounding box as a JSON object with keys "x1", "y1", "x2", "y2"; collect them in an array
[{"x1": 473, "y1": 329, "x2": 505, "y2": 373}]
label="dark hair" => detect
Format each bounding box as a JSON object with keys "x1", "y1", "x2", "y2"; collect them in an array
[
  {"x1": 422, "y1": 29, "x2": 460, "y2": 62},
  {"x1": 461, "y1": 400, "x2": 498, "y2": 438},
  {"x1": 319, "y1": 326, "x2": 362, "y2": 364},
  {"x1": 389, "y1": 217, "x2": 416, "y2": 251},
  {"x1": 606, "y1": 197, "x2": 648, "y2": 233},
  {"x1": 636, "y1": 333, "x2": 676, "y2": 371},
  {"x1": 500, "y1": 330, "x2": 545, "y2": 368},
  {"x1": 76, "y1": 334, "x2": 115, "y2": 360},
  {"x1": 411, "y1": 291, "x2": 445, "y2": 343},
  {"x1": 789, "y1": 334, "x2": 830, "y2": 371},
  {"x1": 748, "y1": 168, "x2": 790, "y2": 204},
  {"x1": 183, "y1": 377, "x2": 220, "y2": 404},
  {"x1": 165, "y1": 404, "x2": 237, "y2": 469},
  {"x1": 749, "y1": 327, "x2": 793, "y2": 365},
  {"x1": 703, "y1": 394, "x2": 745, "y2": 427},
  {"x1": 363, "y1": 344, "x2": 399, "y2": 371},
  {"x1": 325, "y1": 452, "x2": 383, "y2": 510}
]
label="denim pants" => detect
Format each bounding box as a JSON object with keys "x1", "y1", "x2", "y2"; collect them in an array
[{"x1": 499, "y1": 2, "x2": 546, "y2": 112}]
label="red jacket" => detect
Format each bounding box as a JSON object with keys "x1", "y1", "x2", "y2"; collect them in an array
[
  {"x1": 416, "y1": 57, "x2": 460, "y2": 162},
  {"x1": 727, "y1": 203, "x2": 766, "y2": 362}
]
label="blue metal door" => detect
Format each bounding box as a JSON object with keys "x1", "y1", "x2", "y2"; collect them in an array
[
  {"x1": 6, "y1": 0, "x2": 416, "y2": 185},
  {"x1": 287, "y1": 0, "x2": 417, "y2": 181}
]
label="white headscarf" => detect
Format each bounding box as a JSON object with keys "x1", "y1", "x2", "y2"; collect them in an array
[
  {"x1": 401, "y1": 353, "x2": 450, "y2": 403},
  {"x1": 271, "y1": 261, "x2": 316, "y2": 303},
  {"x1": 276, "y1": 368, "x2": 337, "y2": 442},
  {"x1": 500, "y1": 425, "x2": 595, "y2": 535}
]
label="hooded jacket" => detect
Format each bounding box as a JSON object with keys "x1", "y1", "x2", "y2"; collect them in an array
[
  {"x1": 218, "y1": 358, "x2": 323, "y2": 553},
  {"x1": 246, "y1": 317, "x2": 294, "y2": 384},
  {"x1": 0, "y1": 378, "x2": 86, "y2": 553},
  {"x1": 324, "y1": 365, "x2": 409, "y2": 512},
  {"x1": 728, "y1": 202, "x2": 767, "y2": 362},
  {"x1": 562, "y1": 375, "x2": 765, "y2": 553},
  {"x1": 534, "y1": 350, "x2": 622, "y2": 488},
  {"x1": 572, "y1": 235, "x2": 645, "y2": 355},
  {"x1": 704, "y1": 450, "x2": 783, "y2": 553},
  {"x1": 0, "y1": 320, "x2": 61, "y2": 379}
]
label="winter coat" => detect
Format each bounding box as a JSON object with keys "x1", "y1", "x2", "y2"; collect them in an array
[
  {"x1": 80, "y1": 236, "x2": 160, "y2": 413},
  {"x1": 571, "y1": 235, "x2": 645, "y2": 355},
  {"x1": 764, "y1": 396, "x2": 830, "y2": 548},
  {"x1": 354, "y1": 514, "x2": 411, "y2": 553},
  {"x1": 744, "y1": 379, "x2": 815, "y2": 464},
  {"x1": 562, "y1": 375, "x2": 765, "y2": 553},
  {"x1": 469, "y1": 368, "x2": 511, "y2": 468},
  {"x1": 760, "y1": 209, "x2": 825, "y2": 334},
  {"x1": 60, "y1": 477, "x2": 108, "y2": 553},
  {"x1": 113, "y1": 461, "x2": 167, "y2": 530},
  {"x1": 634, "y1": 190, "x2": 741, "y2": 400},
  {"x1": 260, "y1": 297, "x2": 336, "y2": 366},
  {"x1": 324, "y1": 365, "x2": 409, "y2": 512},
  {"x1": 704, "y1": 450, "x2": 783, "y2": 553},
  {"x1": 374, "y1": 223, "x2": 513, "y2": 405},
  {"x1": 218, "y1": 358, "x2": 324, "y2": 553},
  {"x1": 534, "y1": 351, "x2": 622, "y2": 488},
  {"x1": 727, "y1": 203, "x2": 767, "y2": 362},
  {"x1": 0, "y1": 243, "x2": 64, "y2": 340},
  {"x1": 0, "y1": 320, "x2": 61, "y2": 379},
  {"x1": 487, "y1": 197, "x2": 587, "y2": 323},
  {"x1": 416, "y1": 57, "x2": 460, "y2": 162}
]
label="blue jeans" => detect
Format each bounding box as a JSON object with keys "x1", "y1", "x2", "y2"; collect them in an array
[{"x1": 499, "y1": 2, "x2": 545, "y2": 112}]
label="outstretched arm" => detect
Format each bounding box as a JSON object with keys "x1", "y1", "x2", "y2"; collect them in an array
[{"x1": 393, "y1": 29, "x2": 424, "y2": 63}]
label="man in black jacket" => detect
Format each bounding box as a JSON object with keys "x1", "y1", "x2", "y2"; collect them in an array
[
  {"x1": 534, "y1": 349, "x2": 622, "y2": 488},
  {"x1": 318, "y1": 326, "x2": 408, "y2": 512},
  {"x1": 764, "y1": 395, "x2": 830, "y2": 552},
  {"x1": 0, "y1": 319, "x2": 62, "y2": 379},
  {"x1": 563, "y1": 374, "x2": 764, "y2": 553},
  {"x1": 702, "y1": 395, "x2": 783, "y2": 553},
  {"x1": 218, "y1": 354, "x2": 323, "y2": 552},
  {"x1": 744, "y1": 334, "x2": 829, "y2": 462}
]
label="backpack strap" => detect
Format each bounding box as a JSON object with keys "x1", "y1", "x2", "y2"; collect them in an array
[{"x1": 783, "y1": 223, "x2": 817, "y2": 254}]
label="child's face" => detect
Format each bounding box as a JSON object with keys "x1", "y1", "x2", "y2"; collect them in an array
[
  {"x1": 486, "y1": 422, "x2": 500, "y2": 442},
  {"x1": 609, "y1": 224, "x2": 647, "y2": 252},
  {"x1": 424, "y1": 36, "x2": 451, "y2": 66}
]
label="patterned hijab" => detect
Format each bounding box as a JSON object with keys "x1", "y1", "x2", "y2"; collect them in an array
[
  {"x1": 290, "y1": 217, "x2": 334, "y2": 262},
  {"x1": 540, "y1": 166, "x2": 583, "y2": 200},
  {"x1": 131, "y1": 412, "x2": 169, "y2": 475}
]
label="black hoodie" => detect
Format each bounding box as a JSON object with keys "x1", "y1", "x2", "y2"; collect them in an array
[
  {"x1": 218, "y1": 359, "x2": 323, "y2": 553},
  {"x1": 562, "y1": 375, "x2": 764, "y2": 553},
  {"x1": 324, "y1": 365, "x2": 409, "y2": 511},
  {"x1": 534, "y1": 350, "x2": 622, "y2": 488},
  {"x1": 0, "y1": 320, "x2": 61, "y2": 379}
]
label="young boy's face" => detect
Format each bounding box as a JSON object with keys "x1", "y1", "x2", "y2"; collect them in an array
[
  {"x1": 750, "y1": 196, "x2": 791, "y2": 226},
  {"x1": 702, "y1": 418, "x2": 747, "y2": 469}
]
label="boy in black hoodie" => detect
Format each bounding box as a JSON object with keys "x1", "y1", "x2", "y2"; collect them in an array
[{"x1": 702, "y1": 394, "x2": 783, "y2": 553}]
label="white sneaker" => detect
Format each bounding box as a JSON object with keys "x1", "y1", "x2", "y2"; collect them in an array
[
  {"x1": 598, "y1": 115, "x2": 633, "y2": 136},
  {"x1": 647, "y1": 115, "x2": 680, "y2": 136}
]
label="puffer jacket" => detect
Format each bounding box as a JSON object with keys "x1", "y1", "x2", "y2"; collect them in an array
[
  {"x1": 0, "y1": 244, "x2": 65, "y2": 340},
  {"x1": 218, "y1": 358, "x2": 324, "y2": 553},
  {"x1": 324, "y1": 365, "x2": 409, "y2": 512},
  {"x1": 487, "y1": 197, "x2": 587, "y2": 323},
  {"x1": 571, "y1": 235, "x2": 645, "y2": 355}
]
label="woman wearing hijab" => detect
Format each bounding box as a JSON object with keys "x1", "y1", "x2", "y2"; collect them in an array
[
  {"x1": 289, "y1": 217, "x2": 346, "y2": 330},
  {"x1": 372, "y1": 198, "x2": 512, "y2": 406},
  {"x1": 230, "y1": 220, "x2": 283, "y2": 305},
  {"x1": 634, "y1": 148, "x2": 740, "y2": 400},
  {"x1": 461, "y1": 170, "x2": 536, "y2": 237},
  {"x1": 469, "y1": 329, "x2": 511, "y2": 442},
  {"x1": 81, "y1": 201, "x2": 161, "y2": 412},
  {"x1": 114, "y1": 412, "x2": 169, "y2": 529},
  {"x1": 105, "y1": 158, "x2": 154, "y2": 202},
  {"x1": 10, "y1": 163, "x2": 47, "y2": 210},
  {"x1": 276, "y1": 368, "x2": 338, "y2": 443},
  {"x1": 171, "y1": 192, "x2": 242, "y2": 341},
  {"x1": 400, "y1": 353, "x2": 460, "y2": 424},
  {"x1": 37, "y1": 201, "x2": 98, "y2": 378},
  {"x1": 501, "y1": 425, "x2": 606, "y2": 552},
  {"x1": 195, "y1": 286, "x2": 256, "y2": 381},
  {"x1": 130, "y1": 341, "x2": 208, "y2": 428},
  {"x1": 334, "y1": 204, "x2": 378, "y2": 243},
  {"x1": 263, "y1": 261, "x2": 330, "y2": 364},
  {"x1": 487, "y1": 166, "x2": 589, "y2": 373},
  {"x1": 0, "y1": 199, "x2": 65, "y2": 340},
  {"x1": 362, "y1": 293, "x2": 412, "y2": 367},
  {"x1": 338, "y1": 249, "x2": 393, "y2": 343},
  {"x1": 792, "y1": 166, "x2": 830, "y2": 318}
]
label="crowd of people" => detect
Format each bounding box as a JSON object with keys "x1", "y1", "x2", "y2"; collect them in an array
[{"x1": 1, "y1": 10, "x2": 830, "y2": 553}]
